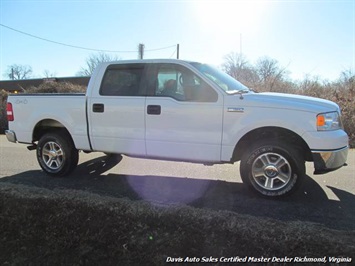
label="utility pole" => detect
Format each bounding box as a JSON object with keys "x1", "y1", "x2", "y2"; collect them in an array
[
  {"x1": 177, "y1": 44, "x2": 180, "y2": 59},
  {"x1": 138, "y1": 43, "x2": 145, "y2": 59},
  {"x1": 11, "y1": 67, "x2": 14, "y2": 80}
]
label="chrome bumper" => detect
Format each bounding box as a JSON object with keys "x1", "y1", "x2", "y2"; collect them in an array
[
  {"x1": 5, "y1": 130, "x2": 17, "y2": 143},
  {"x1": 312, "y1": 146, "x2": 349, "y2": 174}
]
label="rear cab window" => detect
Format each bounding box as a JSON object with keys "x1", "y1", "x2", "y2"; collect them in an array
[{"x1": 100, "y1": 64, "x2": 145, "y2": 96}]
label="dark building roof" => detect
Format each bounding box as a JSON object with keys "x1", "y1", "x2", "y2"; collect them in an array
[{"x1": 0, "y1": 76, "x2": 90, "y2": 93}]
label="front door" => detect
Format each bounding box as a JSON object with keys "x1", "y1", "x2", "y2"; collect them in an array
[{"x1": 145, "y1": 63, "x2": 224, "y2": 162}]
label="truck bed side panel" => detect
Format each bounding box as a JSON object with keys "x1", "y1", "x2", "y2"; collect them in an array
[{"x1": 8, "y1": 94, "x2": 91, "y2": 150}]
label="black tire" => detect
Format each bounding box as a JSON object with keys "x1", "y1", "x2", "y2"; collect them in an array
[
  {"x1": 240, "y1": 141, "x2": 305, "y2": 197},
  {"x1": 36, "y1": 132, "x2": 79, "y2": 176}
]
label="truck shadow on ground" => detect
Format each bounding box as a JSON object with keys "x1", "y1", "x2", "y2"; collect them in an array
[{"x1": 1, "y1": 154, "x2": 354, "y2": 231}]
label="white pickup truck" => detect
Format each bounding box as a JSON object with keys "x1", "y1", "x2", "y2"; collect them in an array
[{"x1": 6, "y1": 59, "x2": 349, "y2": 197}]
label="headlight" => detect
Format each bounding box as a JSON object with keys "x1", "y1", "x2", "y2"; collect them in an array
[{"x1": 317, "y1": 111, "x2": 342, "y2": 131}]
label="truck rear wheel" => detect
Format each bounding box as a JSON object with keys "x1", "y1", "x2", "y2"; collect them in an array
[
  {"x1": 37, "y1": 132, "x2": 79, "y2": 176},
  {"x1": 240, "y1": 141, "x2": 305, "y2": 197}
]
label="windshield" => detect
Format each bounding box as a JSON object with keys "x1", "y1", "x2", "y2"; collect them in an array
[{"x1": 189, "y1": 62, "x2": 249, "y2": 93}]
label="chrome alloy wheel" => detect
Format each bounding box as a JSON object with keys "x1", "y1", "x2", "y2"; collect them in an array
[
  {"x1": 251, "y1": 152, "x2": 292, "y2": 191},
  {"x1": 42, "y1": 141, "x2": 64, "y2": 170}
]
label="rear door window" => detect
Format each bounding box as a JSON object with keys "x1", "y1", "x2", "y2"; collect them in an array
[{"x1": 100, "y1": 64, "x2": 145, "y2": 96}]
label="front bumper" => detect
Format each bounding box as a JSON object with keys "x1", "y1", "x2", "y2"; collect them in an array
[
  {"x1": 312, "y1": 146, "x2": 349, "y2": 174},
  {"x1": 5, "y1": 130, "x2": 17, "y2": 143}
]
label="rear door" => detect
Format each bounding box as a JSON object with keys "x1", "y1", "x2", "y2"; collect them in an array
[{"x1": 88, "y1": 63, "x2": 146, "y2": 155}]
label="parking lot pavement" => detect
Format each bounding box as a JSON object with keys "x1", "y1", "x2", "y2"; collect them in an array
[{"x1": 1, "y1": 135, "x2": 354, "y2": 230}]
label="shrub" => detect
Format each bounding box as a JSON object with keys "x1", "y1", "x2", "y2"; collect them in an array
[
  {"x1": 0, "y1": 90, "x2": 8, "y2": 133},
  {"x1": 334, "y1": 72, "x2": 355, "y2": 147},
  {"x1": 299, "y1": 76, "x2": 355, "y2": 148},
  {"x1": 27, "y1": 81, "x2": 86, "y2": 93}
]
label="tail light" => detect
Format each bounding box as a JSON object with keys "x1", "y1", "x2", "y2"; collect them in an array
[{"x1": 7, "y1": 103, "x2": 14, "y2": 121}]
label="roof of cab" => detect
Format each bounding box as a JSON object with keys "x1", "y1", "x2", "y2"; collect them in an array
[{"x1": 99, "y1": 59, "x2": 199, "y2": 67}]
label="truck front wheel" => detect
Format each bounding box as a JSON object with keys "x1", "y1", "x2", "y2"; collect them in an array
[
  {"x1": 240, "y1": 141, "x2": 305, "y2": 197},
  {"x1": 37, "y1": 132, "x2": 79, "y2": 176}
]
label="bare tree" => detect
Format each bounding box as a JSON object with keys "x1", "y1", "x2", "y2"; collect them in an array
[
  {"x1": 43, "y1": 70, "x2": 57, "y2": 78},
  {"x1": 255, "y1": 57, "x2": 290, "y2": 91},
  {"x1": 4, "y1": 64, "x2": 33, "y2": 80},
  {"x1": 339, "y1": 69, "x2": 354, "y2": 92},
  {"x1": 77, "y1": 52, "x2": 120, "y2": 76},
  {"x1": 256, "y1": 57, "x2": 278, "y2": 82},
  {"x1": 221, "y1": 52, "x2": 258, "y2": 88}
]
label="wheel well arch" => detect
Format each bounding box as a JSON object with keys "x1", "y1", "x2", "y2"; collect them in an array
[
  {"x1": 33, "y1": 119, "x2": 72, "y2": 143},
  {"x1": 232, "y1": 126, "x2": 312, "y2": 162}
]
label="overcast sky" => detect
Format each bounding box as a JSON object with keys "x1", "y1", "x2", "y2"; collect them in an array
[{"x1": 0, "y1": 0, "x2": 354, "y2": 81}]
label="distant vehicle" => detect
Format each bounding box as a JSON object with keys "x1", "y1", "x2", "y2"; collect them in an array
[{"x1": 6, "y1": 59, "x2": 349, "y2": 197}]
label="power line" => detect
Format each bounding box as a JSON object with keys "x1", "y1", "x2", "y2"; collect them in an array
[
  {"x1": 0, "y1": 23, "x2": 176, "y2": 53},
  {"x1": 169, "y1": 47, "x2": 177, "y2": 59}
]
